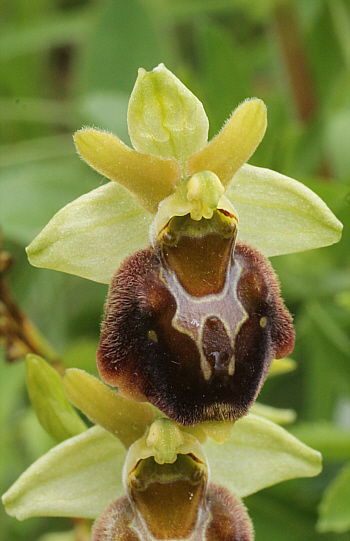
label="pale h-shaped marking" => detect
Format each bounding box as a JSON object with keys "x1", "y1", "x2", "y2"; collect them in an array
[{"x1": 160, "y1": 259, "x2": 248, "y2": 380}]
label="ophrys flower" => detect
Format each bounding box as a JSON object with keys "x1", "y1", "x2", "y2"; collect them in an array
[{"x1": 26, "y1": 64, "x2": 342, "y2": 425}]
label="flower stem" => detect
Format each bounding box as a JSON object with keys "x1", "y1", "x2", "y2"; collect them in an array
[{"x1": 273, "y1": 3, "x2": 316, "y2": 123}]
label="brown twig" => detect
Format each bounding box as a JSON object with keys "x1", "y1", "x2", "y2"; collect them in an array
[
  {"x1": 273, "y1": 3, "x2": 316, "y2": 123},
  {"x1": 0, "y1": 237, "x2": 64, "y2": 373}
]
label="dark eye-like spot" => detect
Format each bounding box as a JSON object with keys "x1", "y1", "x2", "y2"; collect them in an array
[{"x1": 202, "y1": 316, "x2": 234, "y2": 376}]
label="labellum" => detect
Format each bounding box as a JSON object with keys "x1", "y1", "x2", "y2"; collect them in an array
[
  {"x1": 92, "y1": 484, "x2": 254, "y2": 541},
  {"x1": 97, "y1": 193, "x2": 295, "y2": 426}
]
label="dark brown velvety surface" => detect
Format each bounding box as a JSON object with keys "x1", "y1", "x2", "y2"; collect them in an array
[{"x1": 97, "y1": 240, "x2": 294, "y2": 426}]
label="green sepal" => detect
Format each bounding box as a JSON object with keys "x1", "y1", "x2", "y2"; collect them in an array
[
  {"x1": 26, "y1": 354, "x2": 86, "y2": 443},
  {"x1": 225, "y1": 164, "x2": 343, "y2": 256},
  {"x1": 128, "y1": 64, "x2": 209, "y2": 171},
  {"x1": 26, "y1": 182, "x2": 153, "y2": 284},
  {"x1": 63, "y1": 368, "x2": 154, "y2": 448},
  {"x1": 2, "y1": 426, "x2": 126, "y2": 520},
  {"x1": 205, "y1": 413, "x2": 322, "y2": 498}
]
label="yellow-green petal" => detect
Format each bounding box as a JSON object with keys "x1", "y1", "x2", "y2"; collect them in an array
[
  {"x1": 205, "y1": 414, "x2": 322, "y2": 498},
  {"x1": 63, "y1": 369, "x2": 153, "y2": 449},
  {"x1": 26, "y1": 182, "x2": 153, "y2": 284},
  {"x1": 128, "y1": 64, "x2": 209, "y2": 171},
  {"x1": 225, "y1": 164, "x2": 343, "y2": 256},
  {"x1": 2, "y1": 426, "x2": 125, "y2": 520},
  {"x1": 187, "y1": 98, "x2": 267, "y2": 186},
  {"x1": 74, "y1": 128, "x2": 181, "y2": 213},
  {"x1": 26, "y1": 355, "x2": 86, "y2": 443}
]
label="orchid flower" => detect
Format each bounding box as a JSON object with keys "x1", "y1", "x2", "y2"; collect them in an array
[
  {"x1": 5, "y1": 64, "x2": 343, "y2": 539},
  {"x1": 25, "y1": 64, "x2": 342, "y2": 427},
  {"x1": 26, "y1": 64, "x2": 342, "y2": 284},
  {"x1": 2, "y1": 355, "x2": 322, "y2": 540}
]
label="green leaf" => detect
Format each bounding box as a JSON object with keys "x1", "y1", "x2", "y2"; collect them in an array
[
  {"x1": 194, "y1": 19, "x2": 252, "y2": 136},
  {"x1": 79, "y1": 0, "x2": 172, "y2": 95},
  {"x1": 26, "y1": 355, "x2": 86, "y2": 443},
  {"x1": 38, "y1": 532, "x2": 76, "y2": 541},
  {"x1": 225, "y1": 164, "x2": 343, "y2": 256},
  {"x1": 324, "y1": 107, "x2": 350, "y2": 180},
  {"x1": 2, "y1": 426, "x2": 125, "y2": 520},
  {"x1": 317, "y1": 462, "x2": 350, "y2": 533},
  {"x1": 0, "y1": 159, "x2": 96, "y2": 245},
  {"x1": 63, "y1": 338, "x2": 100, "y2": 376},
  {"x1": 79, "y1": 92, "x2": 130, "y2": 143},
  {"x1": 26, "y1": 181, "x2": 153, "y2": 284},
  {"x1": 205, "y1": 414, "x2": 322, "y2": 498},
  {"x1": 0, "y1": 10, "x2": 93, "y2": 59},
  {"x1": 328, "y1": 0, "x2": 350, "y2": 67},
  {"x1": 290, "y1": 422, "x2": 350, "y2": 461},
  {"x1": 0, "y1": 135, "x2": 76, "y2": 170}
]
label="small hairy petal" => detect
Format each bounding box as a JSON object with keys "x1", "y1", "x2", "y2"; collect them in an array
[
  {"x1": 63, "y1": 369, "x2": 153, "y2": 449},
  {"x1": 206, "y1": 484, "x2": 254, "y2": 541},
  {"x1": 74, "y1": 128, "x2": 181, "y2": 213},
  {"x1": 187, "y1": 99, "x2": 267, "y2": 186},
  {"x1": 92, "y1": 497, "x2": 139, "y2": 541}
]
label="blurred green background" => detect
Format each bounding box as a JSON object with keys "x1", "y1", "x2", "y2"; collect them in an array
[{"x1": 1, "y1": 0, "x2": 349, "y2": 540}]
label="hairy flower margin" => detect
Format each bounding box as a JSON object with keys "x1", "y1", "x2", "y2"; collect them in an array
[{"x1": 3, "y1": 65, "x2": 343, "y2": 538}]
